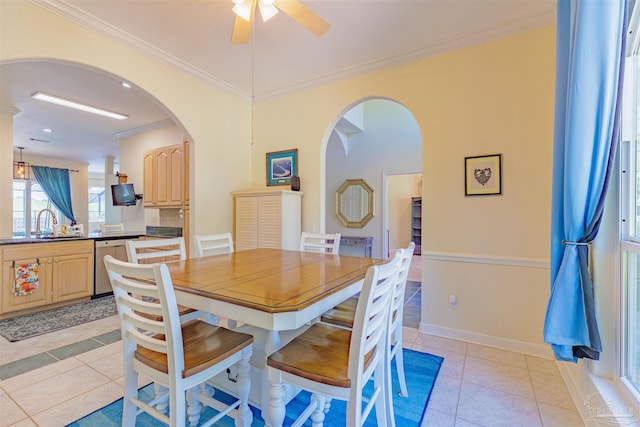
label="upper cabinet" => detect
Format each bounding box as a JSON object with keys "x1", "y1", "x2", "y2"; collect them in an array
[{"x1": 143, "y1": 140, "x2": 189, "y2": 207}]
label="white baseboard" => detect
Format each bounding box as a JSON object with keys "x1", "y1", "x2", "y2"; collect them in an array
[{"x1": 419, "y1": 321, "x2": 554, "y2": 360}]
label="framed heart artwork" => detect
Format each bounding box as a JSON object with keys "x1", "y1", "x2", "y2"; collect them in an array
[{"x1": 464, "y1": 154, "x2": 502, "y2": 196}]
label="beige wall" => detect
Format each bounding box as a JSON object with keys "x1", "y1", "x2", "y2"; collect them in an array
[
  {"x1": 0, "y1": 0, "x2": 252, "y2": 241},
  {"x1": 253, "y1": 27, "x2": 555, "y2": 353},
  {"x1": 0, "y1": 112, "x2": 14, "y2": 236},
  {"x1": 1, "y1": 0, "x2": 556, "y2": 353}
]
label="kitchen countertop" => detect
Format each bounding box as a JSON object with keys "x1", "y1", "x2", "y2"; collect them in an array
[{"x1": 0, "y1": 231, "x2": 148, "y2": 245}]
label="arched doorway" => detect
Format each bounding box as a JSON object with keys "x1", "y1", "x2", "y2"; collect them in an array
[
  {"x1": 322, "y1": 97, "x2": 423, "y2": 326},
  {"x1": 0, "y1": 59, "x2": 193, "y2": 236}
]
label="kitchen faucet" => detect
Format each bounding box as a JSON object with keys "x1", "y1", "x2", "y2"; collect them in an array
[{"x1": 35, "y1": 208, "x2": 58, "y2": 236}]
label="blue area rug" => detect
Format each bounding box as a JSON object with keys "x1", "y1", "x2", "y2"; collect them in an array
[{"x1": 67, "y1": 348, "x2": 442, "y2": 426}]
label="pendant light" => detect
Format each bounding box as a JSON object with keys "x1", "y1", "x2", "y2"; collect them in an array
[{"x1": 13, "y1": 147, "x2": 30, "y2": 180}]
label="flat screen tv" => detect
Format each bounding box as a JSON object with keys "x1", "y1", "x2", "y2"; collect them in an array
[{"x1": 111, "y1": 183, "x2": 137, "y2": 206}]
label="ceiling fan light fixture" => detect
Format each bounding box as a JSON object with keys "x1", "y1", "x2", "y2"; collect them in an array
[
  {"x1": 232, "y1": 0, "x2": 253, "y2": 21},
  {"x1": 258, "y1": 0, "x2": 278, "y2": 22}
]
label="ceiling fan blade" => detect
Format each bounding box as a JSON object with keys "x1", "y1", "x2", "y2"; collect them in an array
[
  {"x1": 275, "y1": 0, "x2": 330, "y2": 36},
  {"x1": 231, "y1": 1, "x2": 257, "y2": 44}
]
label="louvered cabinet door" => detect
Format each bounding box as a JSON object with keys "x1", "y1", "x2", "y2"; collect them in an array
[
  {"x1": 233, "y1": 190, "x2": 302, "y2": 251},
  {"x1": 257, "y1": 195, "x2": 281, "y2": 249},
  {"x1": 235, "y1": 196, "x2": 258, "y2": 251}
]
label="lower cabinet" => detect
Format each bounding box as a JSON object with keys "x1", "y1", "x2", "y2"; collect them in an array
[
  {"x1": 2, "y1": 257, "x2": 52, "y2": 313},
  {"x1": 53, "y1": 252, "x2": 94, "y2": 302},
  {"x1": 1, "y1": 240, "x2": 94, "y2": 314}
]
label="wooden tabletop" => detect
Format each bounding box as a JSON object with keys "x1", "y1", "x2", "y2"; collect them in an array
[{"x1": 166, "y1": 248, "x2": 383, "y2": 313}]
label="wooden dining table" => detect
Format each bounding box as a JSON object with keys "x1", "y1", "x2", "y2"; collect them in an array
[{"x1": 165, "y1": 248, "x2": 383, "y2": 421}]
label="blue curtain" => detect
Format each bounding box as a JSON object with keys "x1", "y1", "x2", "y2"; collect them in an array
[
  {"x1": 32, "y1": 166, "x2": 77, "y2": 225},
  {"x1": 543, "y1": 0, "x2": 627, "y2": 362}
]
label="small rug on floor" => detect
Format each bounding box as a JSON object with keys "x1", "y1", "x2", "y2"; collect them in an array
[
  {"x1": 0, "y1": 296, "x2": 117, "y2": 342},
  {"x1": 67, "y1": 348, "x2": 443, "y2": 426}
]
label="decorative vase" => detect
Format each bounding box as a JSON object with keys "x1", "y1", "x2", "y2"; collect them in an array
[{"x1": 291, "y1": 175, "x2": 301, "y2": 191}]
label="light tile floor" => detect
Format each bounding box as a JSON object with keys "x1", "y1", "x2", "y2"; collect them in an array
[
  {"x1": 0, "y1": 322, "x2": 584, "y2": 426},
  {"x1": 0, "y1": 256, "x2": 584, "y2": 426}
]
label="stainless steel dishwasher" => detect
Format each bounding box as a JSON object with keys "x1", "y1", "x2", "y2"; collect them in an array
[{"x1": 94, "y1": 239, "x2": 131, "y2": 296}]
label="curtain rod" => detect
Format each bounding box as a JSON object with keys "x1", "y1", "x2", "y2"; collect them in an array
[{"x1": 30, "y1": 165, "x2": 80, "y2": 173}]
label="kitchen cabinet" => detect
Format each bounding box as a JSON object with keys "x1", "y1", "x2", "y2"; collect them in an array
[
  {"x1": 184, "y1": 138, "x2": 190, "y2": 206},
  {"x1": 233, "y1": 190, "x2": 302, "y2": 251},
  {"x1": 1, "y1": 240, "x2": 94, "y2": 315},
  {"x1": 143, "y1": 142, "x2": 186, "y2": 207},
  {"x1": 53, "y1": 251, "x2": 94, "y2": 302}
]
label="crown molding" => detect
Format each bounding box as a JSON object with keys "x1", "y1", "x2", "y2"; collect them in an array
[
  {"x1": 0, "y1": 106, "x2": 21, "y2": 115},
  {"x1": 28, "y1": 0, "x2": 250, "y2": 99},
  {"x1": 29, "y1": 0, "x2": 554, "y2": 103},
  {"x1": 256, "y1": 10, "x2": 555, "y2": 101}
]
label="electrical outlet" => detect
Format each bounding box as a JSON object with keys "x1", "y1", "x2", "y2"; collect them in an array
[{"x1": 448, "y1": 294, "x2": 457, "y2": 309}]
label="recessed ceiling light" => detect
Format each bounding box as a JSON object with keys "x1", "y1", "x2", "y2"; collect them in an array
[
  {"x1": 31, "y1": 91, "x2": 128, "y2": 120},
  {"x1": 42, "y1": 128, "x2": 53, "y2": 133}
]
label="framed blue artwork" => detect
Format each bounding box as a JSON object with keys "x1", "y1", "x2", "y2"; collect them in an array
[{"x1": 266, "y1": 149, "x2": 298, "y2": 186}]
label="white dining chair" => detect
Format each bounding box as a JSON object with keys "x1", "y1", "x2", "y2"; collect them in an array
[
  {"x1": 100, "y1": 223, "x2": 124, "y2": 235},
  {"x1": 266, "y1": 255, "x2": 401, "y2": 427},
  {"x1": 299, "y1": 232, "x2": 341, "y2": 254},
  {"x1": 125, "y1": 236, "x2": 218, "y2": 410},
  {"x1": 193, "y1": 232, "x2": 234, "y2": 257},
  {"x1": 125, "y1": 237, "x2": 212, "y2": 325},
  {"x1": 104, "y1": 255, "x2": 253, "y2": 427},
  {"x1": 126, "y1": 237, "x2": 186, "y2": 264},
  {"x1": 321, "y1": 241, "x2": 415, "y2": 403}
]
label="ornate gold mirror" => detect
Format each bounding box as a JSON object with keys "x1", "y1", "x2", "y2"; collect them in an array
[{"x1": 336, "y1": 179, "x2": 374, "y2": 228}]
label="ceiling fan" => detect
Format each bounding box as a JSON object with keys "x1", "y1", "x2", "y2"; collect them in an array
[{"x1": 231, "y1": 0, "x2": 330, "y2": 44}]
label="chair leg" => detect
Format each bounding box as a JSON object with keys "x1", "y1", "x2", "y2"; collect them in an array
[
  {"x1": 155, "y1": 382, "x2": 169, "y2": 413},
  {"x1": 123, "y1": 368, "x2": 139, "y2": 426},
  {"x1": 376, "y1": 357, "x2": 393, "y2": 427},
  {"x1": 268, "y1": 375, "x2": 287, "y2": 427},
  {"x1": 323, "y1": 397, "x2": 332, "y2": 414},
  {"x1": 235, "y1": 347, "x2": 252, "y2": 427},
  {"x1": 186, "y1": 385, "x2": 203, "y2": 427},
  {"x1": 394, "y1": 345, "x2": 409, "y2": 397},
  {"x1": 169, "y1": 385, "x2": 186, "y2": 427},
  {"x1": 310, "y1": 394, "x2": 326, "y2": 427}
]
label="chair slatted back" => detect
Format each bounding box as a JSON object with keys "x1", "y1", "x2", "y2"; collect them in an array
[
  {"x1": 193, "y1": 233, "x2": 234, "y2": 257},
  {"x1": 104, "y1": 256, "x2": 184, "y2": 372},
  {"x1": 101, "y1": 223, "x2": 124, "y2": 235},
  {"x1": 350, "y1": 255, "x2": 400, "y2": 387},
  {"x1": 300, "y1": 232, "x2": 341, "y2": 254},
  {"x1": 126, "y1": 237, "x2": 186, "y2": 264}
]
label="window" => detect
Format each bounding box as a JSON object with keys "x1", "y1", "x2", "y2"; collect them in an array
[
  {"x1": 88, "y1": 175, "x2": 105, "y2": 232},
  {"x1": 88, "y1": 186, "x2": 105, "y2": 224},
  {"x1": 622, "y1": 3, "x2": 640, "y2": 397},
  {"x1": 12, "y1": 179, "x2": 65, "y2": 237}
]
